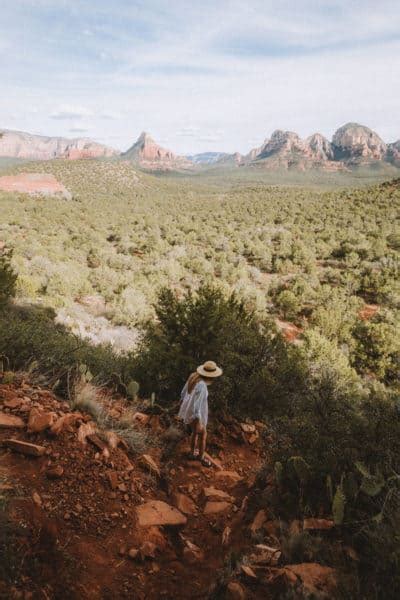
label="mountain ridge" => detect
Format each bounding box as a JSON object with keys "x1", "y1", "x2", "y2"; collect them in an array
[{"x1": 1, "y1": 123, "x2": 399, "y2": 171}]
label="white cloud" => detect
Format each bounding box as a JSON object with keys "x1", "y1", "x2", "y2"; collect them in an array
[{"x1": 50, "y1": 104, "x2": 94, "y2": 120}]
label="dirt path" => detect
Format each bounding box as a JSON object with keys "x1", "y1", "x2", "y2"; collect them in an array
[{"x1": 0, "y1": 378, "x2": 265, "y2": 599}]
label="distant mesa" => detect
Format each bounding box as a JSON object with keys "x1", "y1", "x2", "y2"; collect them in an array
[
  {"x1": 0, "y1": 129, "x2": 118, "y2": 161},
  {"x1": 0, "y1": 173, "x2": 72, "y2": 199},
  {"x1": 1, "y1": 123, "x2": 399, "y2": 172},
  {"x1": 122, "y1": 131, "x2": 192, "y2": 171}
]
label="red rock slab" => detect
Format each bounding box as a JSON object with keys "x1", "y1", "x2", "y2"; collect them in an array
[
  {"x1": 0, "y1": 412, "x2": 25, "y2": 428},
  {"x1": 171, "y1": 492, "x2": 197, "y2": 515},
  {"x1": 136, "y1": 500, "x2": 187, "y2": 527},
  {"x1": 303, "y1": 518, "x2": 334, "y2": 531},
  {"x1": 138, "y1": 454, "x2": 160, "y2": 477},
  {"x1": 3, "y1": 438, "x2": 46, "y2": 457},
  {"x1": 203, "y1": 486, "x2": 234, "y2": 501},
  {"x1": 203, "y1": 501, "x2": 231, "y2": 515},
  {"x1": 0, "y1": 173, "x2": 71, "y2": 198},
  {"x1": 250, "y1": 509, "x2": 268, "y2": 534},
  {"x1": 27, "y1": 408, "x2": 56, "y2": 433},
  {"x1": 214, "y1": 470, "x2": 243, "y2": 486}
]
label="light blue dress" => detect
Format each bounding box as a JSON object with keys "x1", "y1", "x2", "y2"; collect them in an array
[{"x1": 178, "y1": 379, "x2": 209, "y2": 428}]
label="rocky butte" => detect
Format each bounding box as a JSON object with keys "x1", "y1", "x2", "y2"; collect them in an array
[
  {"x1": 0, "y1": 129, "x2": 118, "y2": 160},
  {"x1": 122, "y1": 131, "x2": 193, "y2": 171},
  {"x1": 217, "y1": 122, "x2": 400, "y2": 171}
]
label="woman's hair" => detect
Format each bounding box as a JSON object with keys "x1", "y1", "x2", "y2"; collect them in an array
[
  {"x1": 187, "y1": 371, "x2": 201, "y2": 394},
  {"x1": 187, "y1": 372, "x2": 214, "y2": 393}
]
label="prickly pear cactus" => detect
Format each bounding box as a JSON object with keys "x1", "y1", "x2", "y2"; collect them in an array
[
  {"x1": 289, "y1": 456, "x2": 311, "y2": 484},
  {"x1": 332, "y1": 485, "x2": 346, "y2": 525},
  {"x1": 126, "y1": 380, "x2": 140, "y2": 400}
]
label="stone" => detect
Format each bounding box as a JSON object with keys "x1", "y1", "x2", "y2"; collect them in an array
[
  {"x1": 27, "y1": 408, "x2": 55, "y2": 433},
  {"x1": 3, "y1": 438, "x2": 46, "y2": 456},
  {"x1": 215, "y1": 471, "x2": 243, "y2": 486},
  {"x1": 171, "y1": 492, "x2": 197, "y2": 515},
  {"x1": 269, "y1": 563, "x2": 337, "y2": 598},
  {"x1": 107, "y1": 471, "x2": 119, "y2": 490},
  {"x1": 128, "y1": 548, "x2": 139, "y2": 560},
  {"x1": 203, "y1": 486, "x2": 233, "y2": 501},
  {"x1": 303, "y1": 518, "x2": 334, "y2": 531},
  {"x1": 87, "y1": 434, "x2": 107, "y2": 451},
  {"x1": 132, "y1": 412, "x2": 151, "y2": 425},
  {"x1": 77, "y1": 422, "x2": 96, "y2": 444},
  {"x1": 203, "y1": 501, "x2": 231, "y2": 515},
  {"x1": 140, "y1": 541, "x2": 157, "y2": 559},
  {"x1": 222, "y1": 526, "x2": 231, "y2": 546},
  {"x1": 136, "y1": 500, "x2": 187, "y2": 527},
  {"x1": 138, "y1": 454, "x2": 160, "y2": 477},
  {"x1": 250, "y1": 509, "x2": 267, "y2": 534},
  {"x1": 249, "y1": 544, "x2": 281, "y2": 566},
  {"x1": 183, "y1": 540, "x2": 204, "y2": 564},
  {"x1": 32, "y1": 491, "x2": 42, "y2": 506},
  {"x1": 240, "y1": 423, "x2": 256, "y2": 434},
  {"x1": 3, "y1": 398, "x2": 24, "y2": 409},
  {"x1": 241, "y1": 565, "x2": 257, "y2": 579},
  {"x1": 0, "y1": 412, "x2": 25, "y2": 428},
  {"x1": 46, "y1": 465, "x2": 64, "y2": 479},
  {"x1": 50, "y1": 413, "x2": 81, "y2": 436},
  {"x1": 226, "y1": 582, "x2": 246, "y2": 600}
]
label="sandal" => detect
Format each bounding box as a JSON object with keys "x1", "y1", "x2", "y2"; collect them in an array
[
  {"x1": 200, "y1": 456, "x2": 212, "y2": 468},
  {"x1": 187, "y1": 451, "x2": 199, "y2": 461}
]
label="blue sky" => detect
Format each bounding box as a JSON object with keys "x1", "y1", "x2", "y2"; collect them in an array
[{"x1": 1, "y1": 0, "x2": 400, "y2": 153}]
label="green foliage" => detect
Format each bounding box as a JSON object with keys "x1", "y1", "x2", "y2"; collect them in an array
[
  {"x1": 288, "y1": 456, "x2": 312, "y2": 484},
  {"x1": 0, "y1": 251, "x2": 17, "y2": 309},
  {"x1": 132, "y1": 284, "x2": 293, "y2": 414},
  {"x1": 126, "y1": 379, "x2": 140, "y2": 400},
  {"x1": 332, "y1": 484, "x2": 346, "y2": 525}
]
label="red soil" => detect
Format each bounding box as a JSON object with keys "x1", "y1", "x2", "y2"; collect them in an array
[{"x1": 0, "y1": 173, "x2": 70, "y2": 198}]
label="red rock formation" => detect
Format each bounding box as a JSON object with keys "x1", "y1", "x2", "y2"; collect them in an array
[
  {"x1": 122, "y1": 132, "x2": 192, "y2": 170},
  {"x1": 0, "y1": 129, "x2": 118, "y2": 160},
  {"x1": 0, "y1": 173, "x2": 71, "y2": 199}
]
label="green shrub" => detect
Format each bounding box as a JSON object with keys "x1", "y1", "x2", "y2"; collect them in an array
[
  {"x1": 131, "y1": 284, "x2": 297, "y2": 415},
  {"x1": 0, "y1": 251, "x2": 17, "y2": 309}
]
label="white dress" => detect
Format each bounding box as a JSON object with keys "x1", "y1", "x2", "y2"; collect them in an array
[{"x1": 178, "y1": 379, "x2": 209, "y2": 428}]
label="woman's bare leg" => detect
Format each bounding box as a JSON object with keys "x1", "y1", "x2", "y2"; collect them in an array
[
  {"x1": 198, "y1": 428, "x2": 207, "y2": 459},
  {"x1": 190, "y1": 419, "x2": 200, "y2": 456}
]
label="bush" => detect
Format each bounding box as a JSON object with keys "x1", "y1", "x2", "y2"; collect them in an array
[
  {"x1": 0, "y1": 251, "x2": 17, "y2": 309},
  {"x1": 131, "y1": 285, "x2": 298, "y2": 415},
  {"x1": 0, "y1": 304, "x2": 136, "y2": 392}
]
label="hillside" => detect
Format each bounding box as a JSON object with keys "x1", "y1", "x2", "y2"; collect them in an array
[{"x1": 0, "y1": 372, "x2": 352, "y2": 599}]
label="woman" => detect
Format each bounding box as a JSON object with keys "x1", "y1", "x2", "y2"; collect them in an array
[{"x1": 178, "y1": 360, "x2": 223, "y2": 467}]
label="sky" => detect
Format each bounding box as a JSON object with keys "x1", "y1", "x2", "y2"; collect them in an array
[{"x1": 1, "y1": 0, "x2": 400, "y2": 154}]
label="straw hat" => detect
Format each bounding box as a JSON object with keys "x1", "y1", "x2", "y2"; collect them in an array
[{"x1": 197, "y1": 360, "x2": 223, "y2": 378}]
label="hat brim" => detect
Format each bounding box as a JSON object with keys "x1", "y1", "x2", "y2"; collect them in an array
[{"x1": 197, "y1": 365, "x2": 223, "y2": 378}]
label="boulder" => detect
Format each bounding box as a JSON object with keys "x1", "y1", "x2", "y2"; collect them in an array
[
  {"x1": 249, "y1": 544, "x2": 281, "y2": 566},
  {"x1": 0, "y1": 412, "x2": 25, "y2": 429},
  {"x1": 3, "y1": 438, "x2": 46, "y2": 456},
  {"x1": 3, "y1": 398, "x2": 24, "y2": 409},
  {"x1": 171, "y1": 492, "x2": 197, "y2": 515},
  {"x1": 204, "y1": 501, "x2": 231, "y2": 515},
  {"x1": 27, "y1": 408, "x2": 55, "y2": 433},
  {"x1": 136, "y1": 500, "x2": 187, "y2": 527}
]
